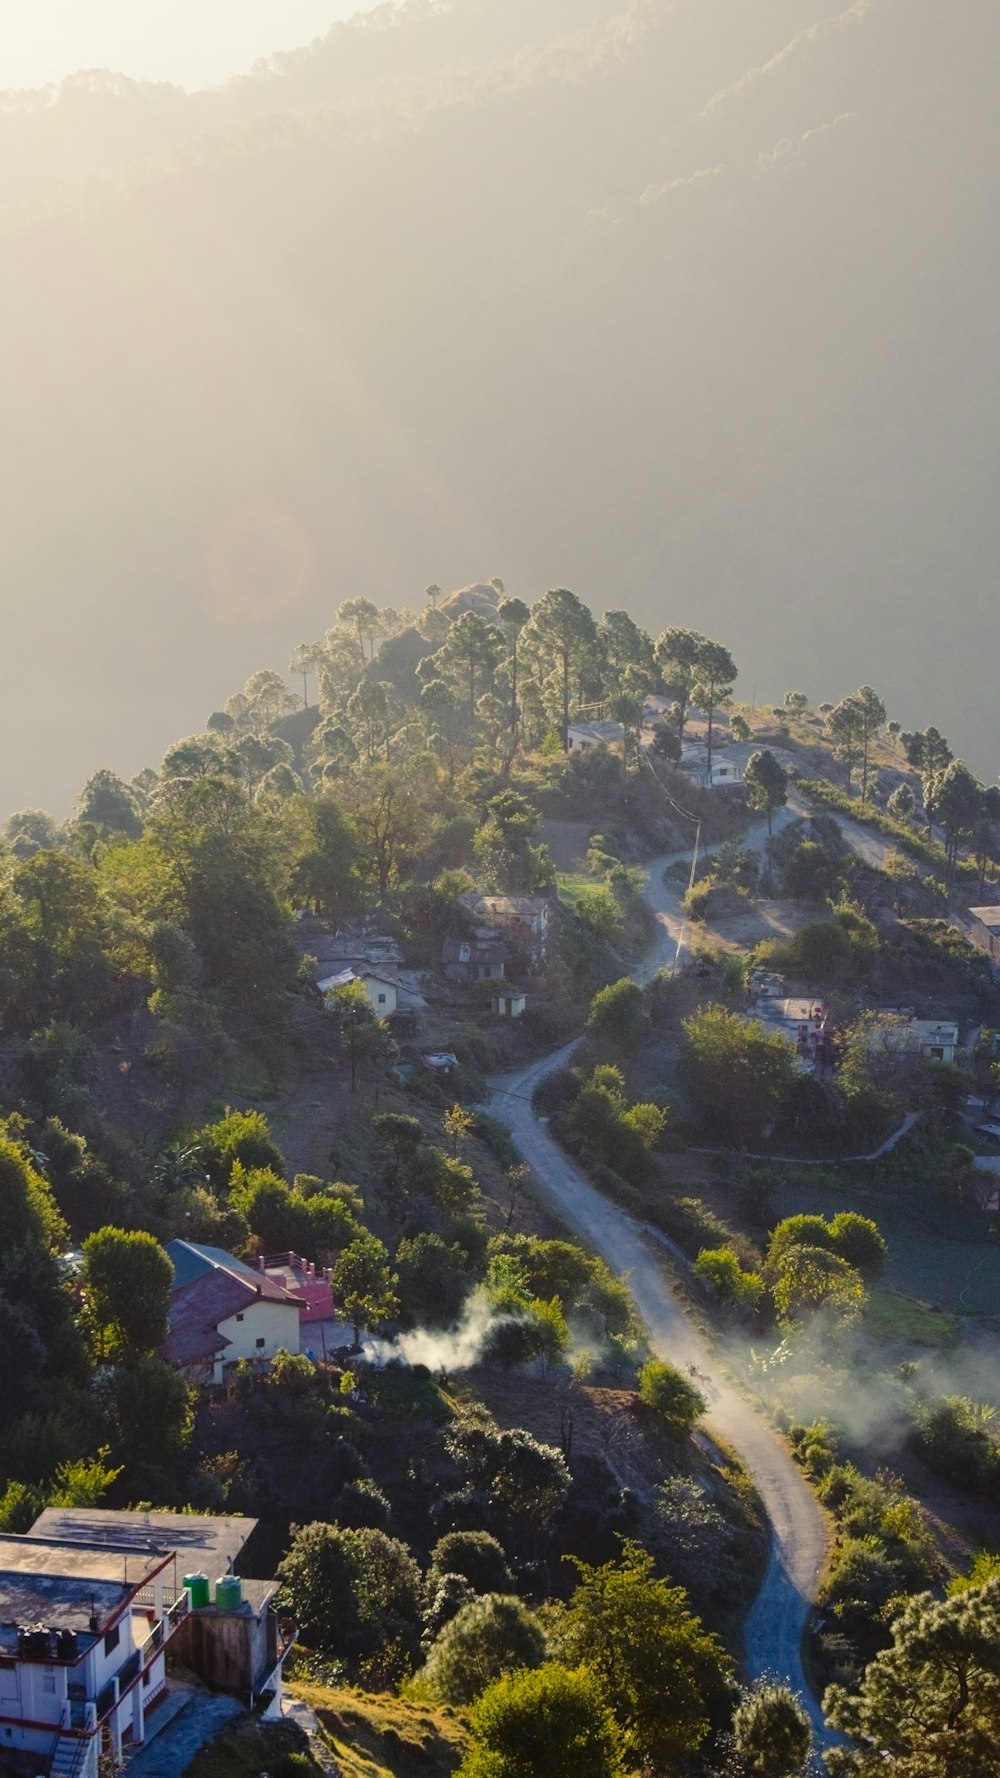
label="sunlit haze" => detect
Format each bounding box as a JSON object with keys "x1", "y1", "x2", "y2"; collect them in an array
[
  {"x1": 0, "y1": 0, "x2": 997, "y2": 816},
  {"x1": 3, "y1": 1, "x2": 383, "y2": 92}
]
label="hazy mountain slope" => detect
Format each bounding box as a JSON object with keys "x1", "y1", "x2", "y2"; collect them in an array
[{"x1": 0, "y1": 0, "x2": 997, "y2": 813}]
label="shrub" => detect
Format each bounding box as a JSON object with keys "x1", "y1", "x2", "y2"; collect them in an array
[
  {"x1": 637, "y1": 1360, "x2": 706, "y2": 1430},
  {"x1": 419, "y1": 1593, "x2": 546, "y2": 1704},
  {"x1": 693, "y1": 1247, "x2": 765, "y2": 1316},
  {"x1": 427, "y1": 1531, "x2": 513, "y2": 1598}
]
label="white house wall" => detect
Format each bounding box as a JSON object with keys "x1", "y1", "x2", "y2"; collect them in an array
[{"x1": 215, "y1": 1301, "x2": 301, "y2": 1377}]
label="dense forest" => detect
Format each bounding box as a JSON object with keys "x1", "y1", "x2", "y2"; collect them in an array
[{"x1": 3, "y1": 579, "x2": 1000, "y2": 1776}]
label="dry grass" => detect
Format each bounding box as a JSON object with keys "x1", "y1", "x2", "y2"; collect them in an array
[{"x1": 293, "y1": 1684, "x2": 467, "y2": 1778}]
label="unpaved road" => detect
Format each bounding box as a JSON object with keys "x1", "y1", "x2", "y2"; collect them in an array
[{"x1": 489, "y1": 819, "x2": 834, "y2": 1738}]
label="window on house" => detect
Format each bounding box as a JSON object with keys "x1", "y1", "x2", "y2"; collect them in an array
[
  {"x1": 930, "y1": 1046, "x2": 944, "y2": 1059},
  {"x1": 104, "y1": 1627, "x2": 120, "y2": 1657},
  {"x1": 255, "y1": 1337, "x2": 266, "y2": 1349},
  {"x1": 42, "y1": 1672, "x2": 56, "y2": 1694},
  {"x1": 236, "y1": 1313, "x2": 244, "y2": 1322},
  {"x1": 0, "y1": 1659, "x2": 14, "y2": 1671},
  {"x1": 143, "y1": 1672, "x2": 150, "y2": 1688},
  {"x1": 378, "y1": 993, "x2": 386, "y2": 1003}
]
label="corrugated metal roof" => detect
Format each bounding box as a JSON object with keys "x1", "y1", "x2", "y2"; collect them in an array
[{"x1": 161, "y1": 1269, "x2": 297, "y2": 1368}]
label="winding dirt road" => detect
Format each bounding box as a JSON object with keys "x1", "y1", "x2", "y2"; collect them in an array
[{"x1": 489, "y1": 822, "x2": 834, "y2": 1737}]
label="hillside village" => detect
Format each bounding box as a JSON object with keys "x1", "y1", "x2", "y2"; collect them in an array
[{"x1": 1, "y1": 583, "x2": 1000, "y2": 1776}]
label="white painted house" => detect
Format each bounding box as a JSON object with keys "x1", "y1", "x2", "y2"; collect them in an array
[
  {"x1": 567, "y1": 719, "x2": 626, "y2": 752},
  {"x1": 318, "y1": 966, "x2": 399, "y2": 1017},
  {"x1": 162, "y1": 1242, "x2": 301, "y2": 1386},
  {"x1": 0, "y1": 1509, "x2": 294, "y2": 1776},
  {"x1": 863, "y1": 1015, "x2": 960, "y2": 1065}
]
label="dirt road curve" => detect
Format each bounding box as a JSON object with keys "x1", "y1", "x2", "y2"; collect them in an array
[{"x1": 489, "y1": 827, "x2": 833, "y2": 1739}]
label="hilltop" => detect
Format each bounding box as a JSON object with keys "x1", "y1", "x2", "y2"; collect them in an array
[{"x1": 1, "y1": 594, "x2": 1000, "y2": 1773}]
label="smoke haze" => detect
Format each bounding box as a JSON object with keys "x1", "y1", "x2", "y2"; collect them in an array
[{"x1": 1, "y1": 0, "x2": 997, "y2": 813}]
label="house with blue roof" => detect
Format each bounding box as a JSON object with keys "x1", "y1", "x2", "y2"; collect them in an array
[{"x1": 161, "y1": 1242, "x2": 300, "y2": 1386}]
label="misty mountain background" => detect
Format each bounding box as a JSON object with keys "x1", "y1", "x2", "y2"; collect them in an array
[{"x1": 1, "y1": 0, "x2": 996, "y2": 815}]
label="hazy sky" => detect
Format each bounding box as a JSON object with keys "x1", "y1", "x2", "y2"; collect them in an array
[{"x1": 3, "y1": 1, "x2": 384, "y2": 92}]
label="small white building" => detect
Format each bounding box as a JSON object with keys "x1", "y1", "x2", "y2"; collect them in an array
[
  {"x1": 0, "y1": 1508, "x2": 294, "y2": 1776},
  {"x1": 863, "y1": 1015, "x2": 960, "y2": 1065},
  {"x1": 162, "y1": 1242, "x2": 301, "y2": 1386},
  {"x1": 678, "y1": 746, "x2": 744, "y2": 789},
  {"x1": 968, "y1": 907, "x2": 1000, "y2": 965},
  {"x1": 459, "y1": 893, "x2": 551, "y2": 964},
  {"x1": 567, "y1": 719, "x2": 626, "y2": 753},
  {"x1": 318, "y1": 967, "x2": 399, "y2": 1018},
  {"x1": 492, "y1": 990, "x2": 527, "y2": 1019}
]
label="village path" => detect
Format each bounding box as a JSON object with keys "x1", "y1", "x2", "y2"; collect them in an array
[{"x1": 489, "y1": 817, "x2": 837, "y2": 1743}]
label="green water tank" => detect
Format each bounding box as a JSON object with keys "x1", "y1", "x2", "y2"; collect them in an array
[
  {"x1": 183, "y1": 1572, "x2": 210, "y2": 1609},
  {"x1": 214, "y1": 1575, "x2": 243, "y2": 1611}
]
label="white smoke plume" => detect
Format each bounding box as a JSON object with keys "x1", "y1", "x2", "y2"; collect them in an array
[{"x1": 362, "y1": 1288, "x2": 521, "y2": 1374}]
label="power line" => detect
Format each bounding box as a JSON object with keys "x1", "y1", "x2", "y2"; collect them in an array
[{"x1": 638, "y1": 747, "x2": 702, "y2": 825}]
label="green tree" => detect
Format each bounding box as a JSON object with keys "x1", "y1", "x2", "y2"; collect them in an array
[
  {"x1": 338, "y1": 596, "x2": 384, "y2": 663},
  {"x1": 637, "y1": 1360, "x2": 706, "y2": 1429},
  {"x1": 731, "y1": 1680, "x2": 812, "y2": 1776},
  {"x1": 277, "y1": 1521, "x2": 422, "y2": 1656},
  {"x1": 346, "y1": 679, "x2": 391, "y2": 764},
  {"x1": 497, "y1": 597, "x2": 531, "y2": 732},
  {"x1": 573, "y1": 885, "x2": 623, "y2": 940},
  {"x1": 654, "y1": 628, "x2": 704, "y2": 745},
  {"x1": 196, "y1": 1107, "x2": 286, "y2": 1187},
  {"x1": 333, "y1": 1234, "x2": 398, "y2": 1344},
  {"x1": 82, "y1": 1227, "x2": 173, "y2": 1357},
  {"x1": 524, "y1": 589, "x2": 598, "y2": 750},
  {"x1": 586, "y1": 977, "x2": 646, "y2": 1048},
  {"x1": 4, "y1": 808, "x2": 63, "y2": 859},
  {"x1": 598, "y1": 610, "x2": 656, "y2": 696},
  {"x1": 887, "y1": 782, "x2": 916, "y2": 822},
  {"x1": 339, "y1": 760, "x2": 428, "y2": 896},
  {"x1": 825, "y1": 1578, "x2": 1000, "y2": 1776},
  {"x1": 458, "y1": 1663, "x2": 624, "y2": 1778},
  {"x1": 768, "y1": 1212, "x2": 886, "y2": 1282},
  {"x1": 97, "y1": 1353, "x2": 194, "y2": 1475},
  {"x1": 138, "y1": 776, "x2": 294, "y2": 1001},
  {"x1": 0, "y1": 1137, "x2": 67, "y2": 1253},
  {"x1": 691, "y1": 639, "x2": 737, "y2": 784},
  {"x1": 556, "y1": 1542, "x2": 731, "y2": 1771},
  {"x1": 395, "y1": 1234, "x2": 474, "y2": 1329},
  {"x1": 74, "y1": 769, "x2": 142, "y2": 840},
  {"x1": 771, "y1": 1244, "x2": 866, "y2": 1328},
  {"x1": 681, "y1": 1005, "x2": 798, "y2": 1144},
  {"x1": 744, "y1": 749, "x2": 788, "y2": 837},
  {"x1": 693, "y1": 1247, "x2": 765, "y2": 1316},
  {"x1": 432, "y1": 612, "x2": 506, "y2": 720},
  {"x1": 936, "y1": 759, "x2": 981, "y2": 878},
  {"x1": 324, "y1": 979, "x2": 394, "y2": 1092},
  {"x1": 473, "y1": 792, "x2": 547, "y2": 892},
  {"x1": 827, "y1": 695, "x2": 865, "y2": 794},
  {"x1": 288, "y1": 639, "x2": 329, "y2": 709},
  {"x1": 826, "y1": 1211, "x2": 888, "y2": 1280},
  {"x1": 372, "y1": 1112, "x2": 423, "y2": 1205},
  {"x1": 853, "y1": 685, "x2": 886, "y2": 804},
  {"x1": 444, "y1": 1412, "x2": 570, "y2": 1528},
  {"x1": 289, "y1": 793, "x2": 359, "y2": 919},
  {"x1": 427, "y1": 1532, "x2": 514, "y2": 1599},
  {"x1": 420, "y1": 1593, "x2": 546, "y2": 1704}
]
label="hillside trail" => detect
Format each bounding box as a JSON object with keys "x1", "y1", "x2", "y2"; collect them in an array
[{"x1": 489, "y1": 810, "x2": 836, "y2": 1742}]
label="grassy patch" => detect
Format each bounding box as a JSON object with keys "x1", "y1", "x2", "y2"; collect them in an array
[
  {"x1": 865, "y1": 1285, "x2": 960, "y2": 1348},
  {"x1": 294, "y1": 1683, "x2": 467, "y2": 1778},
  {"x1": 555, "y1": 869, "x2": 595, "y2": 909},
  {"x1": 185, "y1": 1715, "x2": 319, "y2": 1778}
]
